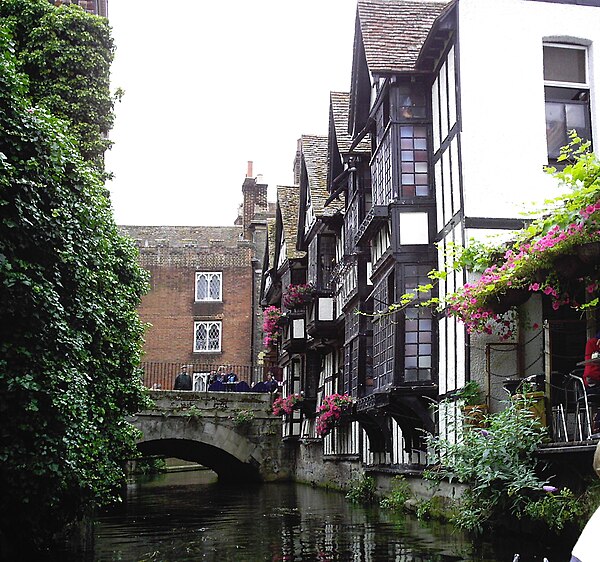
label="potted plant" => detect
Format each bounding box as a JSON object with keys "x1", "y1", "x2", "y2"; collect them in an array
[
  {"x1": 282, "y1": 283, "x2": 314, "y2": 309},
  {"x1": 262, "y1": 306, "x2": 282, "y2": 349},
  {"x1": 316, "y1": 393, "x2": 354, "y2": 437}
]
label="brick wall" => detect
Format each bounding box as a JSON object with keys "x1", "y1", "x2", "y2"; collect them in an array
[
  {"x1": 138, "y1": 260, "x2": 253, "y2": 366},
  {"x1": 121, "y1": 226, "x2": 255, "y2": 369}
]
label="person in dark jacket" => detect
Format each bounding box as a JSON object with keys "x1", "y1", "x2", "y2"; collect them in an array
[{"x1": 174, "y1": 365, "x2": 192, "y2": 390}]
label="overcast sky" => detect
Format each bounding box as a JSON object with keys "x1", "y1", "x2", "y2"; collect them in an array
[{"x1": 105, "y1": 0, "x2": 357, "y2": 227}]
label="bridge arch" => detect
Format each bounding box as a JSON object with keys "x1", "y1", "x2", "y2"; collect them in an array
[
  {"x1": 132, "y1": 390, "x2": 291, "y2": 482},
  {"x1": 138, "y1": 437, "x2": 260, "y2": 482}
]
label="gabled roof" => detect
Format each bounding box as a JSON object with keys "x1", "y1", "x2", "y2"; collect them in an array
[
  {"x1": 301, "y1": 134, "x2": 344, "y2": 217},
  {"x1": 277, "y1": 185, "x2": 305, "y2": 261},
  {"x1": 356, "y1": 0, "x2": 450, "y2": 75},
  {"x1": 330, "y1": 91, "x2": 370, "y2": 155}
]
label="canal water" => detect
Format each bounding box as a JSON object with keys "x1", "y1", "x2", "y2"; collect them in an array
[{"x1": 89, "y1": 470, "x2": 572, "y2": 562}]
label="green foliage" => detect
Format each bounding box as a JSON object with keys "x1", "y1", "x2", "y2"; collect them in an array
[
  {"x1": 131, "y1": 456, "x2": 167, "y2": 476},
  {"x1": 0, "y1": 0, "x2": 116, "y2": 169},
  {"x1": 425, "y1": 395, "x2": 552, "y2": 533},
  {"x1": 444, "y1": 240, "x2": 506, "y2": 274},
  {"x1": 380, "y1": 476, "x2": 412, "y2": 511},
  {"x1": 230, "y1": 409, "x2": 255, "y2": 426},
  {"x1": 455, "y1": 381, "x2": 484, "y2": 407},
  {"x1": 414, "y1": 496, "x2": 452, "y2": 521},
  {"x1": 346, "y1": 474, "x2": 377, "y2": 505},
  {"x1": 0, "y1": 15, "x2": 149, "y2": 554},
  {"x1": 522, "y1": 488, "x2": 583, "y2": 532}
]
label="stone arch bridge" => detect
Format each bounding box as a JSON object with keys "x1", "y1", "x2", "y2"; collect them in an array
[{"x1": 131, "y1": 390, "x2": 293, "y2": 482}]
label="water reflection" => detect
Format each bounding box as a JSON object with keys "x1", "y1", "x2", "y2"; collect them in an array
[{"x1": 91, "y1": 471, "x2": 570, "y2": 562}]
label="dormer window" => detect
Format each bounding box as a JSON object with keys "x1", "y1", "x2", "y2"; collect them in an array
[{"x1": 543, "y1": 43, "x2": 591, "y2": 160}]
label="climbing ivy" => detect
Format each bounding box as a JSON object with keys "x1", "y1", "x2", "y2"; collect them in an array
[
  {"x1": 0, "y1": 0, "x2": 117, "y2": 169},
  {"x1": 0, "y1": 6, "x2": 148, "y2": 555}
]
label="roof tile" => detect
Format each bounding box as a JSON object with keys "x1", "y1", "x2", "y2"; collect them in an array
[{"x1": 357, "y1": 0, "x2": 450, "y2": 74}]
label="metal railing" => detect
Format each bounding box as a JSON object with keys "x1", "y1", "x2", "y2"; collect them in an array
[{"x1": 141, "y1": 361, "x2": 253, "y2": 390}]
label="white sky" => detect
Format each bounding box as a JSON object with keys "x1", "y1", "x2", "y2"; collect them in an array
[{"x1": 106, "y1": 0, "x2": 357, "y2": 227}]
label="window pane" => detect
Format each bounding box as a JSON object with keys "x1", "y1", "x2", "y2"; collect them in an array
[
  {"x1": 195, "y1": 324, "x2": 207, "y2": 350},
  {"x1": 196, "y1": 275, "x2": 208, "y2": 300},
  {"x1": 566, "y1": 103, "x2": 586, "y2": 130},
  {"x1": 208, "y1": 323, "x2": 220, "y2": 350},
  {"x1": 546, "y1": 102, "x2": 567, "y2": 159},
  {"x1": 209, "y1": 274, "x2": 221, "y2": 300},
  {"x1": 544, "y1": 46, "x2": 586, "y2": 84}
]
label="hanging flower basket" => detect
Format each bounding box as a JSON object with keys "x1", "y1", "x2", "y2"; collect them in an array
[
  {"x1": 263, "y1": 306, "x2": 283, "y2": 349},
  {"x1": 282, "y1": 283, "x2": 314, "y2": 309},
  {"x1": 316, "y1": 393, "x2": 354, "y2": 437},
  {"x1": 486, "y1": 288, "x2": 531, "y2": 315},
  {"x1": 576, "y1": 242, "x2": 600, "y2": 265},
  {"x1": 272, "y1": 393, "x2": 303, "y2": 416},
  {"x1": 553, "y1": 254, "x2": 591, "y2": 280}
]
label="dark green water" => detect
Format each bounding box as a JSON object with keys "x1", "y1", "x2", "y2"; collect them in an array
[{"x1": 90, "y1": 470, "x2": 572, "y2": 562}]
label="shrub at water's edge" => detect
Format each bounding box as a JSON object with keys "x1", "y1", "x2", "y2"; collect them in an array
[{"x1": 424, "y1": 394, "x2": 587, "y2": 534}]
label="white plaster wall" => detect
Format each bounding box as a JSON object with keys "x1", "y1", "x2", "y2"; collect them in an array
[{"x1": 458, "y1": 0, "x2": 600, "y2": 218}]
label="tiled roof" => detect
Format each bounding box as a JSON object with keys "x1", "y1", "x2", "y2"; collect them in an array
[
  {"x1": 301, "y1": 134, "x2": 344, "y2": 217},
  {"x1": 119, "y1": 225, "x2": 243, "y2": 248},
  {"x1": 357, "y1": 0, "x2": 450, "y2": 74},
  {"x1": 330, "y1": 91, "x2": 370, "y2": 154},
  {"x1": 277, "y1": 186, "x2": 305, "y2": 260}
]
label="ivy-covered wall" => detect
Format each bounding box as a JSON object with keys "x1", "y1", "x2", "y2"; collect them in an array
[
  {"x1": 0, "y1": 1, "x2": 149, "y2": 555},
  {"x1": 1, "y1": 0, "x2": 116, "y2": 169}
]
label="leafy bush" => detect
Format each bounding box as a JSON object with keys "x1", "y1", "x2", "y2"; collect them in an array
[
  {"x1": 0, "y1": 10, "x2": 148, "y2": 554},
  {"x1": 346, "y1": 474, "x2": 376, "y2": 505},
  {"x1": 522, "y1": 488, "x2": 583, "y2": 532},
  {"x1": 132, "y1": 456, "x2": 167, "y2": 476},
  {"x1": 425, "y1": 394, "x2": 580, "y2": 533},
  {"x1": 231, "y1": 409, "x2": 255, "y2": 426},
  {"x1": 380, "y1": 476, "x2": 412, "y2": 511}
]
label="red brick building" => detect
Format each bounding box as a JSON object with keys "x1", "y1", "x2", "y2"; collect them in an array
[{"x1": 120, "y1": 167, "x2": 274, "y2": 387}]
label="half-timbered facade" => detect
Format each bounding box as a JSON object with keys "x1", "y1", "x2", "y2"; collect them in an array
[{"x1": 264, "y1": 0, "x2": 600, "y2": 485}]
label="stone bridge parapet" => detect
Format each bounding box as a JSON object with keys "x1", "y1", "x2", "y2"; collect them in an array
[{"x1": 131, "y1": 390, "x2": 292, "y2": 482}]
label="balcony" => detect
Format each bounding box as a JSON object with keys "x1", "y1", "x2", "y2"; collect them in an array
[
  {"x1": 281, "y1": 312, "x2": 307, "y2": 354},
  {"x1": 355, "y1": 205, "x2": 388, "y2": 246},
  {"x1": 306, "y1": 295, "x2": 337, "y2": 338}
]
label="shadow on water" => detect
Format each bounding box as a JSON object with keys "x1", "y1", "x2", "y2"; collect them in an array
[{"x1": 81, "y1": 471, "x2": 573, "y2": 562}]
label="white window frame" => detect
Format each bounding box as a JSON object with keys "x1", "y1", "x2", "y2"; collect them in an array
[
  {"x1": 193, "y1": 321, "x2": 222, "y2": 353},
  {"x1": 195, "y1": 271, "x2": 222, "y2": 302},
  {"x1": 543, "y1": 42, "x2": 591, "y2": 160},
  {"x1": 543, "y1": 43, "x2": 588, "y2": 89}
]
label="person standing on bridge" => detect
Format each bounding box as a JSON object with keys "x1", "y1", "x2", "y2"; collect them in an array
[{"x1": 173, "y1": 365, "x2": 192, "y2": 390}]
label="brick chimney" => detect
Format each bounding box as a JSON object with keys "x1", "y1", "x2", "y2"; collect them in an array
[
  {"x1": 242, "y1": 162, "x2": 256, "y2": 240},
  {"x1": 293, "y1": 138, "x2": 302, "y2": 185}
]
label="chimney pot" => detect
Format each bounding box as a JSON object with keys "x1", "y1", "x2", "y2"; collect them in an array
[{"x1": 247, "y1": 161, "x2": 253, "y2": 178}]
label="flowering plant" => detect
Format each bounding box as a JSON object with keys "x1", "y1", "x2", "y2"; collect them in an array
[
  {"x1": 282, "y1": 283, "x2": 314, "y2": 309},
  {"x1": 272, "y1": 393, "x2": 303, "y2": 416},
  {"x1": 445, "y1": 137, "x2": 600, "y2": 337},
  {"x1": 263, "y1": 306, "x2": 282, "y2": 348},
  {"x1": 316, "y1": 393, "x2": 354, "y2": 437}
]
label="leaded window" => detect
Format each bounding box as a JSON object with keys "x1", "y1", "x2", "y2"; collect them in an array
[
  {"x1": 195, "y1": 272, "x2": 222, "y2": 302},
  {"x1": 398, "y1": 125, "x2": 429, "y2": 197},
  {"x1": 194, "y1": 321, "x2": 222, "y2": 352},
  {"x1": 372, "y1": 273, "x2": 395, "y2": 389},
  {"x1": 403, "y1": 265, "x2": 434, "y2": 382},
  {"x1": 543, "y1": 43, "x2": 591, "y2": 160}
]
